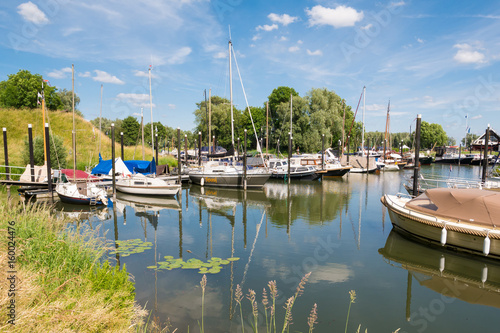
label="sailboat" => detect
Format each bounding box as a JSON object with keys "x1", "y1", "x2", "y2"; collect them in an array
[
  {"x1": 381, "y1": 101, "x2": 400, "y2": 171},
  {"x1": 55, "y1": 65, "x2": 108, "y2": 205},
  {"x1": 189, "y1": 38, "x2": 271, "y2": 189}
]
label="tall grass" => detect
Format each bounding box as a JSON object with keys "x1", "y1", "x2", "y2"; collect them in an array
[{"x1": 0, "y1": 198, "x2": 144, "y2": 332}]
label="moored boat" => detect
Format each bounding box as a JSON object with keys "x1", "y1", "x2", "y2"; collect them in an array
[
  {"x1": 381, "y1": 188, "x2": 500, "y2": 258},
  {"x1": 116, "y1": 174, "x2": 180, "y2": 196},
  {"x1": 56, "y1": 181, "x2": 108, "y2": 205},
  {"x1": 189, "y1": 162, "x2": 271, "y2": 188}
]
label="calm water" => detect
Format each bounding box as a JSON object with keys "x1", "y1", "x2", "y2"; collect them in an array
[{"x1": 57, "y1": 164, "x2": 500, "y2": 332}]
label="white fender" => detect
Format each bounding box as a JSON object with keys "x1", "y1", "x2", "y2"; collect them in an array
[
  {"x1": 440, "y1": 227, "x2": 447, "y2": 246},
  {"x1": 439, "y1": 256, "x2": 445, "y2": 273},
  {"x1": 483, "y1": 236, "x2": 491, "y2": 256},
  {"x1": 482, "y1": 266, "x2": 488, "y2": 283},
  {"x1": 201, "y1": 177, "x2": 204, "y2": 186}
]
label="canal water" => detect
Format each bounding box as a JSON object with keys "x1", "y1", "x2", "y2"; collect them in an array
[{"x1": 57, "y1": 164, "x2": 500, "y2": 332}]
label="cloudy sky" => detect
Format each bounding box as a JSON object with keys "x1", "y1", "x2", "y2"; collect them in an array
[{"x1": 1, "y1": 0, "x2": 499, "y2": 142}]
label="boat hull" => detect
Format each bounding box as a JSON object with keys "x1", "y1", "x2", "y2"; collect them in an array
[
  {"x1": 315, "y1": 167, "x2": 351, "y2": 177},
  {"x1": 116, "y1": 184, "x2": 180, "y2": 196},
  {"x1": 57, "y1": 192, "x2": 105, "y2": 205},
  {"x1": 382, "y1": 194, "x2": 500, "y2": 258},
  {"x1": 189, "y1": 172, "x2": 271, "y2": 188},
  {"x1": 435, "y1": 157, "x2": 474, "y2": 164}
]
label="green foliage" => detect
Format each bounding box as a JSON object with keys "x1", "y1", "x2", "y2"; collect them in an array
[
  {"x1": 0, "y1": 70, "x2": 62, "y2": 110},
  {"x1": 22, "y1": 134, "x2": 68, "y2": 168},
  {"x1": 90, "y1": 117, "x2": 123, "y2": 142},
  {"x1": 148, "y1": 256, "x2": 239, "y2": 274},
  {"x1": 144, "y1": 121, "x2": 167, "y2": 148},
  {"x1": 110, "y1": 239, "x2": 153, "y2": 256},
  {"x1": 120, "y1": 116, "x2": 140, "y2": 146},
  {"x1": 419, "y1": 121, "x2": 447, "y2": 149},
  {"x1": 57, "y1": 88, "x2": 80, "y2": 111},
  {"x1": 462, "y1": 133, "x2": 479, "y2": 146}
]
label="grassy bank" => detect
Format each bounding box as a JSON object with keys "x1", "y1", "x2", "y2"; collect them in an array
[
  {"x1": 0, "y1": 196, "x2": 147, "y2": 332},
  {"x1": 0, "y1": 107, "x2": 177, "y2": 173}
]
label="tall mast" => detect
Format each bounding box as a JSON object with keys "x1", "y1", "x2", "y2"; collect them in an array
[
  {"x1": 41, "y1": 79, "x2": 47, "y2": 162},
  {"x1": 229, "y1": 39, "x2": 234, "y2": 147},
  {"x1": 266, "y1": 101, "x2": 269, "y2": 157},
  {"x1": 149, "y1": 66, "x2": 154, "y2": 153},
  {"x1": 361, "y1": 86, "x2": 366, "y2": 156},
  {"x1": 209, "y1": 88, "x2": 212, "y2": 154},
  {"x1": 99, "y1": 84, "x2": 103, "y2": 155},
  {"x1": 141, "y1": 107, "x2": 145, "y2": 160},
  {"x1": 290, "y1": 93, "x2": 293, "y2": 135},
  {"x1": 72, "y1": 64, "x2": 76, "y2": 181}
]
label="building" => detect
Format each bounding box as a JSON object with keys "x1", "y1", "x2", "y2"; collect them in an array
[{"x1": 471, "y1": 128, "x2": 500, "y2": 151}]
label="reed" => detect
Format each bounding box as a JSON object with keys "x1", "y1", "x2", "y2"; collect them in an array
[{"x1": 345, "y1": 290, "x2": 357, "y2": 333}]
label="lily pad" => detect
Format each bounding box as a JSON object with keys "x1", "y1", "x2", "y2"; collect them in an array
[{"x1": 147, "y1": 256, "x2": 240, "y2": 274}]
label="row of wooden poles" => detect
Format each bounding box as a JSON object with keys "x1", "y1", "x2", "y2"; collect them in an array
[{"x1": 2, "y1": 116, "x2": 493, "y2": 198}]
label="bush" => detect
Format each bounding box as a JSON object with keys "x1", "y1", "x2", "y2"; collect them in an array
[{"x1": 22, "y1": 134, "x2": 67, "y2": 168}]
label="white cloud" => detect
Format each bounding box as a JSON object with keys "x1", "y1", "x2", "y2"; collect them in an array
[
  {"x1": 297, "y1": 40, "x2": 303, "y2": 44},
  {"x1": 133, "y1": 69, "x2": 158, "y2": 78},
  {"x1": 62, "y1": 27, "x2": 83, "y2": 37},
  {"x1": 361, "y1": 23, "x2": 372, "y2": 30},
  {"x1": 280, "y1": 36, "x2": 288, "y2": 42},
  {"x1": 289, "y1": 46, "x2": 300, "y2": 53},
  {"x1": 167, "y1": 47, "x2": 192, "y2": 64},
  {"x1": 116, "y1": 93, "x2": 153, "y2": 108},
  {"x1": 471, "y1": 115, "x2": 483, "y2": 120},
  {"x1": 389, "y1": 1, "x2": 406, "y2": 8},
  {"x1": 453, "y1": 43, "x2": 486, "y2": 64},
  {"x1": 214, "y1": 51, "x2": 226, "y2": 59},
  {"x1": 417, "y1": 38, "x2": 424, "y2": 43},
  {"x1": 268, "y1": 13, "x2": 298, "y2": 26},
  {"x1": 307, "y1": 49, "x2": 323, "y2": 56},
  {"x1": 256, "y1": 24, "x2": 278, "y2": 32},
  {"x1": 17, "y1": 2, "x2": 49, "y2": 25},
  {"x1": 366, "y1": 104, "x2": 386, "y2": 111},
  {"x1": 306, "y1": 5, "x2": 364, "y2": 28},
  {"x1": 47, "y1": 67, "x2": 73, "y2": 79},
  {"x1": 78, "y1": 71, "x2": 91, "y2": 78},
  {"x1": 252, "y1": 34, "x2": 262, "y2": 41},
  {"x1": 168, "y1": 104, "x2": 176, "y2": 109},
  {"x1": 92, "y1": 70, "x2": 125, "y2": 84}
]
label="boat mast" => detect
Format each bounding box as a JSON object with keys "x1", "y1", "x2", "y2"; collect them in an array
[
  {"x1": 149, "y1": 65, "x2": 154, "y2": 155},
  {"x1": 72, "y1": 64, "x2": 76, "y2": 181},
  {"x1": 229, "y1": 39, "x2": 235, "y2": 148},
  {"x1": 141, "y1": 107, "x2": 145, "y2": 160},
  {"x1": 41, "y1": 79, "x2": 47, "y2": 163},
  {"x1": 362, "y1": 86, "x2": 366, "y2": 156},
  {"x1": 99, "y1": 84, "x2": 103, "y2": 155}
]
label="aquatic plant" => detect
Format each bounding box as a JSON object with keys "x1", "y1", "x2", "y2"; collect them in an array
[
  {"x1": 110, "y1": 238, "x2": 153, "y2": 257},
  {"x1": 148, "y1": 256, "x2": 239, "y2": 274},
  {"x1": 345, "y1": 290, "x2": 357, "y2": 333}
]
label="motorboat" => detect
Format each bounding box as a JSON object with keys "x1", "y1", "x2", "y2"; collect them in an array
[
  {"x1": 381, "y1": 188, "x2": 500, "y2": 258},
  {"x1": 268, "y1": 158, "x2": 320, "y2": 180},
  {"x1": 402, "y1": 174, "x2": 500, "y2": 195},
  {"x1": 116, "y1": 174, "x2": 180, "y2": 196}
]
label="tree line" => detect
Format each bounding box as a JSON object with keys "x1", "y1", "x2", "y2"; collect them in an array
[{"x1": 1, "y1": 70, "x2": 459, "y2": 153}]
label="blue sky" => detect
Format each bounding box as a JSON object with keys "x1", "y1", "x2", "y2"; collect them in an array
[{"x1": 1, "y1": 0, "x2": 499, "y2": 143}]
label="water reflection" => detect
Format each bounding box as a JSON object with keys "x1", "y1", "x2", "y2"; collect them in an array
[{"x1": 379, "y1": 230, "x2": 500, "y2": 318}]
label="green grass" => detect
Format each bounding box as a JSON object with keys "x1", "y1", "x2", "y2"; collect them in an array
[
  {"x1": 0, "y1": 107, "x2": 179, "y2": 177},
  {"x1": 0, "y1": 195, "x2": 147, "y2": 332}
]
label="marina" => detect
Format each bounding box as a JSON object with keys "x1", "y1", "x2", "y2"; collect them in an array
[{"x1": 26, "y1": 163, "x2": 498, "y2": 332}]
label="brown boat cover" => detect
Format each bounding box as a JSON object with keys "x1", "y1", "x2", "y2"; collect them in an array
[{"x1": 405, "y1": 188, "x2": 500, "y2": 228}]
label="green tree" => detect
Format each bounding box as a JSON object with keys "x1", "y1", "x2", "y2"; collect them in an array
[
  {"x1": 121, "y1": 116, "x2": 140, "y2": 146},
  {"x1": 462, "y1": 133, "x2": 479, "y2": 147},
  {"x1": 144, "y1": 121, "x2": 167, "y2": 148},
  {"x1": 22, "y1": 134, "x2": 67, "y2": 168},
  {"x1": 0, "y1": 70, "x2": 62, "y2": 110},
  {"x1": 419, "y1": 121, "x2": 447, "y2": 149},
  {"x1": 267, "y1": 86, "x2": 299, "y2": 145}
]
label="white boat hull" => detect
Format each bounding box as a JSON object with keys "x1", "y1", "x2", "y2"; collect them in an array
[{"x1": 381, "y1": 194, "x2": 500, "y2": 258}]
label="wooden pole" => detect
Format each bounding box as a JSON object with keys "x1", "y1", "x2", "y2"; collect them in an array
[
  {"x1": 44, "y1": 123, "x2": 52, "y2": 197},
  {"x1": 412, "y1": 115, "x2": 422, "y2": 197},
  {"x1": 72, "y1": 64, "x2": 76, "y2": 181},
  {"x1": 3, "y1": 128, "x2": 9, "y2": 181},
  {"x1": 99, "y1": 84, "x2": 103, "y2": 154},
  {"x1": 458, "y1": 144, "x2": 461, "y2": 166},
  {"x1": 237, "y1": 137, "x2": 240, "y2": 161},
  {"x1": 244, "y1": 129, "x2": 247, "y2": 190},
  {"x1": 41, "y1": 79, "x2": 47, "y2": 163},
  {"x1": 155, "y1": 133, "x2": 158, "y2": 166},
  {"x1": 288, "y1": 132, "x2": 292, "y2": 185},
  {"x1": 141, "y1": 108, "x2": 145, "y2": 160},
  {"x1": 28, "y1": 124, "x2": 34, "y2": 182},
  {"x1": 184, "y1": 134, "x2": 188, "y2": 165},
  {"x1": 482, "y1": 125, "x2": 490, "y2": 183},
  {"x1": 209, "y1": 89, "x2": 212, "y2": 155},
  {"x1": 198, "y1": 132, "x2": 202, "y2": 166},
  {"x1": 321, "y1": 134, "x2": 325, "y2": 170},
  {"x1": 111, "y1": 123, "x2": 116, "y2": 200},
  {"x1": 266, "y1": 101, "x2": 269, "y2": 158},
  {"x1": 366, "y1": 138, "x2": 370, "y2": 173},
  {"x1": 120, "y1": 132, "x2": 124, "y2": 160},
  {"x1": 177, "y1": 128, "x2": 181, "y2": 184}
]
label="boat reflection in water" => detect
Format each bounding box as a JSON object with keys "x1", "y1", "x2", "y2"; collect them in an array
[
  {"x1": 53, "y1": 201, "x2": 110, "y2": 223},
  {"x1": 379, "y1": 230, "x2": 500, "y2": 321}
]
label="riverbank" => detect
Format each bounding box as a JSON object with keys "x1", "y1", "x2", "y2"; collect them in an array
[{"x1": 0, "y1": 195, "x2": 149, "y2": 332}]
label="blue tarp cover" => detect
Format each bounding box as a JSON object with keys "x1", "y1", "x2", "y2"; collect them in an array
[{"x1": 91, "y1": 154, "x2": 155, "y2": 175}]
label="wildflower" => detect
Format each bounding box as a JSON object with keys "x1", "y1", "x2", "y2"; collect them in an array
[
  {"x1": 200, "y1": 274, "x2": 207, "y2": 292},
  {"x1": 307, "y1": 303, "x2": 318, "y2": 332}
]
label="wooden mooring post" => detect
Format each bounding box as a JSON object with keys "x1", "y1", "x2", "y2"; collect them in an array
[
  {"x1": 243, "y1": 129, "x2": 247, "y2": 190},
  {"x1": 44, "y1": 123, "x2": 53, "y2": 199},
  {"x1": 482, "y1": 125, "x2": 490, "y2": 184},
  {"x1": 28, "y1": 124, "x2": 34, "y2": 182},
  {"x1": 3, "y1": 128, "x2": 9, "y2": 181},
  {"x1": 111, "y1": 123, "x2": 116, "y2": 200},
  {"x1": 412, "y1": 115, "x2": 422, "y2": 197}
]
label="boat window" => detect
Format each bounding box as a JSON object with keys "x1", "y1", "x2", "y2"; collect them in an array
[
  {"x1": 147, "y1": 182, "x2": 152, "y2": 185},
  {"x1": 269, "y1": 162, "x2": 275, "y2": 168},
  {"x1": 134, "y1": 181, "x2": 145, "y2": 185},
  {"x1": 283, "y1": 161, "x2": 288, "y2": 166}
]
